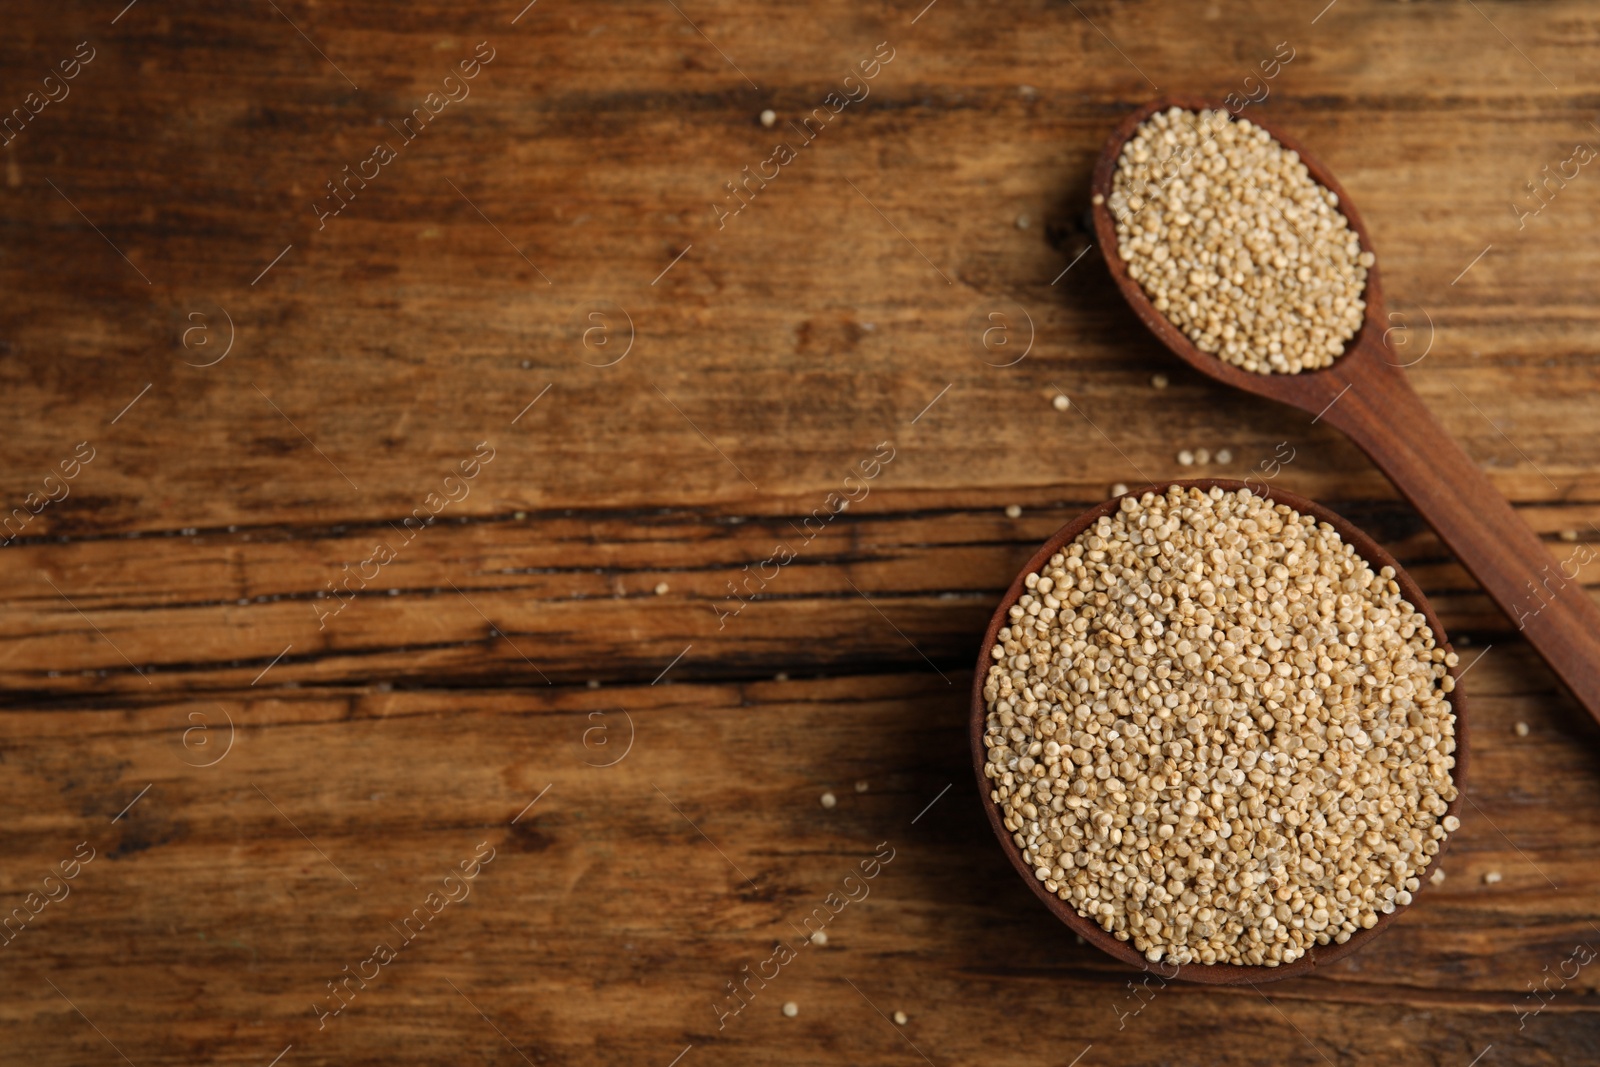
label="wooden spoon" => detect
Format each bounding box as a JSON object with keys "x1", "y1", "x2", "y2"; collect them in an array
[{"x1": 1089, "y1": 98, "x2": 1600, "y2": 728}]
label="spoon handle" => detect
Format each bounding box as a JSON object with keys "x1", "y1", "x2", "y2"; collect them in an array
[{"x1": 1322, "y1": 346, "x2": 1600, "y2": 726}]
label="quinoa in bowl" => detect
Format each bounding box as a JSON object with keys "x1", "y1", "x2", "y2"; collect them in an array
[{"x1": 977, "y1": 484, "x2": 1461, "y2": 972}]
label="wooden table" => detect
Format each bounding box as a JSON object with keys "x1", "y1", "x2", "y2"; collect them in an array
[{"x1": 3, "y1": 1, "x2": 1598, "y2": 1063}]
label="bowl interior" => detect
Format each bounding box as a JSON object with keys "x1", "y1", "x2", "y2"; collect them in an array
[{"x1": 969, "y1": 479, "x2": 1467, "y2": 984}]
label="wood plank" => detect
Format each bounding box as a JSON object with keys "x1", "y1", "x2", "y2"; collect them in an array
[
  {"x1": 1, "y1": 670, "x2": 1597, "y2": 1065},
  {"x1": 3, "y1": 6, "x2": 1600, "y2": 529},
  {"x1": 0, "y1": 501, "x2": 1595, "y2": 696}
]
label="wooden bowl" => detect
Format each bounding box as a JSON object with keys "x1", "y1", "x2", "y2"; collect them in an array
[{"x1": 969, "y1": 479, "x2": 1468, "y2": 984}]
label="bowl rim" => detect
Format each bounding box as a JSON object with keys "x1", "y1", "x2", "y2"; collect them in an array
[{"x1": 968, "y1": 479, "x2": 1468, "y2": 984}]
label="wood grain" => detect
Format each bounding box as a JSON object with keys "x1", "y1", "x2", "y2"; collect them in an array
[{"x1": 2, "y1": 0, "x2": 1598, "y2": 1063}]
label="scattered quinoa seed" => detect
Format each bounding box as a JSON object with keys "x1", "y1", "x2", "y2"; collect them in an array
[
  {"x1": 1152, "y1": 373, "x2": 1170, "y2": 389},
  {"x1": 1484, "y1": 871, "x2": 1502, "y2": 885},
  {"x1": 654, "y1": 581, "x2": 670, "y2": 596},
  {"x1": 1194, "y1": 448, "x2": 1211, "y2": 465},
  {"x1": 893, "y1": 1011, "x2": 909, "y2": 1025},
  {"x1": 811, "y1": 930, "x2": 828, "y2": 945},
  {"x1": 1514, "y1": 721, "x2": 1530, "y2": 737},
  {"x1": 1429, "y1": 868, "x2": 1446, "y2": 886},
  {"x1": 1559, "y1": 529, "x2": 1579, "y2": 542},
  {"x1": 1111, "y1": 483, "x2": 1130, "y2": 497},
  {"x1": 1006, "y1": 504, "x2": 1023, "y2": 519},
  {"x1": 760, "y1": 108, "x2": 777, "y2": 127},
  {"x1": 1177, "y1": 450, "x2": 1195, "y2": 466},
  {"x1": 1054, "y1": 394, "x2": 1072, "y2": 411},
  {"x1": 782, "y1": 1001, "x2": 799, "y2": 1018},
  {"x1": 982, "y1": 485, "x2": 1458, "y2": 967},
  {"x1": 855, "y1": 780, "x2": 869, "y2": 793},
  {"x1": 1215, "y1": 448, "x2": 1233, "y2": 464},
  {"x1": 775, "y1": 671, "x2": 789, "y2": 681},
  {"x1": 1109, "y1": 107, "x2": 1373, "y2": 375},
  {"x1": 820, "y1": 791, "x2": 837, "y2": 809}
]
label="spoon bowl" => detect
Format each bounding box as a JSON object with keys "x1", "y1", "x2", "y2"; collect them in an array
[
  {"x1": 1088, "y1": 99, "x2": 1600, "y2": 729},
  {"x1": 1089, "y1": 98, "x2": 1387, "y2": 413},
  {"x1": 970, "y1": 478, "x2": 1468, "y2": 984}
]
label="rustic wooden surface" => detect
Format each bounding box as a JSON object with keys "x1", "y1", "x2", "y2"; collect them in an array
[{"x1": 2, "y1": 1, "x2": 1599, "y2": 1064}]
